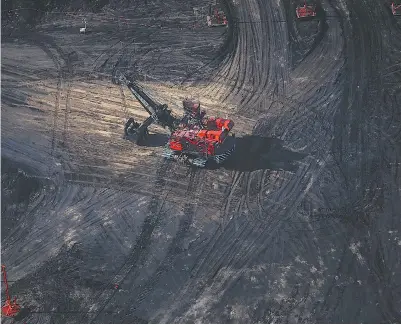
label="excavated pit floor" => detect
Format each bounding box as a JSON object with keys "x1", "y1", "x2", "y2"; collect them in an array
[{"x1": 1, "y1": 0, "x2": 401, "y2": 323}]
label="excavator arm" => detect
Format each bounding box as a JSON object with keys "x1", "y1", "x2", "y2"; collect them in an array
[
  {"x1": 126, "y1": 80, "x2": 158, "y2": 117},
  {"x1": 117, "y1": 74, "x2": 179, "y2": 144}
]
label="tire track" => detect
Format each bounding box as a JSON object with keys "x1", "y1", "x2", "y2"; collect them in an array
[
  {"x1": 105, "y1": 168, "x2": 203, "y2": 317},
  {"x1": 62, "y1": 51, "x2": 76, "y2": 147},
  {"x1": 4, "y1": 0, "x2": 401, "y2": 322},
  {"x1": 1, "y1": 3, "x2": 242, "y2": 323},
  {"x1": 85, "y1": 162, "x2": 209, "y2": 322},
  {"x1": 80, "y1": 159, "x2": 171, "y2": 323},
  {"x1": 156, "y1": 157, "x2": 323, "y2": 322},
  {"x1": 204, "y1": 0, "x2": 290, "y2": 116},
  {"x1": 152, "y1": 0, "x2": 347, "y2": 320},
  {"x1": 34, "y1": 39, "x2": 64, "y2": 154},
  {"x1": 21, "y1": 34, "x2": 76, "y2": 162},
  {"x1": 331, "y1": 0, "x2": 386, "y2": 229}
]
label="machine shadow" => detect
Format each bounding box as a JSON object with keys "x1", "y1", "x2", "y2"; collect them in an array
[
  {"x1": 124, "y1": 133, "x2": 169, "y2": 147},
  {"x1": 218, "y1": 135, "x2": 308, "y2": 172}
]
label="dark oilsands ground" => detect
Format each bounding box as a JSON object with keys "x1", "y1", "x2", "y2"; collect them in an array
[{"x1": 1, "y1": 0, "x2": 401, "y2": 323}]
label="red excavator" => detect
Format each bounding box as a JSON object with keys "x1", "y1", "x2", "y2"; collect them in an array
[
  {"x1": 1, "y1": 265, "x2": 20, "y2": 318},
  {"x1": 118, "y1": 74, "x2": 236, "y2": 168},
  {"x1": 296, "y1": 0, "x2": 317, "y2": 18},
  {"x1": 166, "y1": 111, "x2": 235, "y2": 167},
  {"x1": 207, "y1": 4, "x2": 228, "y2": 27},
  {"x1": 391, "y1": 0, "x2": 401, "y2": 15}
]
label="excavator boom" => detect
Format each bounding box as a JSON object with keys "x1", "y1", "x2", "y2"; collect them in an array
[
  {"x1": 126, "y1": 81, "x2": 158, "y2": 117},
  {"x1": 117, "y1": 73, "x2": 180, "y2": 144}
]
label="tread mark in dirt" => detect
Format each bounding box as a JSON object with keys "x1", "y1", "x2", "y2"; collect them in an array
[
  {"x1": 117, "y1": 167, "x2": 202, "y2": 315},
  {"x1": 62, "y1": 169, "x2": 206, "y2": 206},
  {"x1": 62, "y1": 53, "x2": 75, "y2": 147},
  {"x1": 187, "y1": 172, "x2": 246, "y2": 279},
  {"x1": 92, "y1": 39, "x2": 124, "y2": 72},
  {"x1": 62, "y1": 80, "x2": 71, "y2": 146},
  {"x1": 94, "y1": 29, "x2": 159, "y2": 75},
  {"x1": 24, "y1": 34, "x2": 67, "y2": 157},
  {"x1": 84, "y1": 159, "x2": 172, "y2": 323},
  {"x1": 51, "y1": 75, "x2": 62, "y2": 156},
  {"x1": 159, "y1": 161, "x2": 325, "y2": 321}
]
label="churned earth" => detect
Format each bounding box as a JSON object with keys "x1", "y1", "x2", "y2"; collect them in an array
[{"x1": 1, "y1": 0, "x2": 401, "y2": 323}]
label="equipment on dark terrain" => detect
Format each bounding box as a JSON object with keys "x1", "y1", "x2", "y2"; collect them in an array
[
  {"x1": 296, "y1": 0, "x2": 317, "y2": 18},
  {"x1": 1, "y1": 265, "x2": 20, "y2": 318},
  {"x1": 207, "y1": 4, "x2": 228, "y2": 27},
  {"x1": 164, "y1": 114, "x2": 236, "y2": 167},
  {"x1": 80, "y1": 18, "x2": 87, "y2": 34},
  {"x1": 391, "y1": 0, "x2": 401, "y2": 15},
  {"x1": 118, "y1": 74, "x2": 236, "y2": 167}
]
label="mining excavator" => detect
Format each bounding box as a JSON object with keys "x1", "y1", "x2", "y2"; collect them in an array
[
  {"x1": 296, "y1": 0, "x2": 317, "y2": 18},
  {"x1": 392, "y1": 0, "x2": 401, "y2": 15},
  {"x1": 1, "y1": 265, "x2": 20, "y2": 318},
  {"x1": 118, "y1": 74, "x2": 236, "y2": 168},
  {"x1": 207, "y1": 4, "x2": 228, "y2": 27}
]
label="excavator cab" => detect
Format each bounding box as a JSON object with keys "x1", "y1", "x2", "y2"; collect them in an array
[
  {"x1": 183, "y1": 99, "x2": 201, "y2": 116},
  {"x1": 182, "y1": 98, "x2": 206, "y2": 126}
]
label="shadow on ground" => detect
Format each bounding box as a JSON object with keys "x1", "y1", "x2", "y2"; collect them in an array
[
  {"x1": 124, "y1": 133, "x2": 169, "y2": 148},
  {"x1": 123, "y1": 132, "x2": 307, "y2": 172},
  {"x1": 222, "y1": 135, "x2": 308, "y2": 172},
  {"x1": 1, "y1": 157, "x2": 43, "y2": 242}
]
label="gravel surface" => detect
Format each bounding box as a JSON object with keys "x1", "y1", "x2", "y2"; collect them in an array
[{"x1": 1, "y1": 0, "x2": 401, "y2": 323}]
